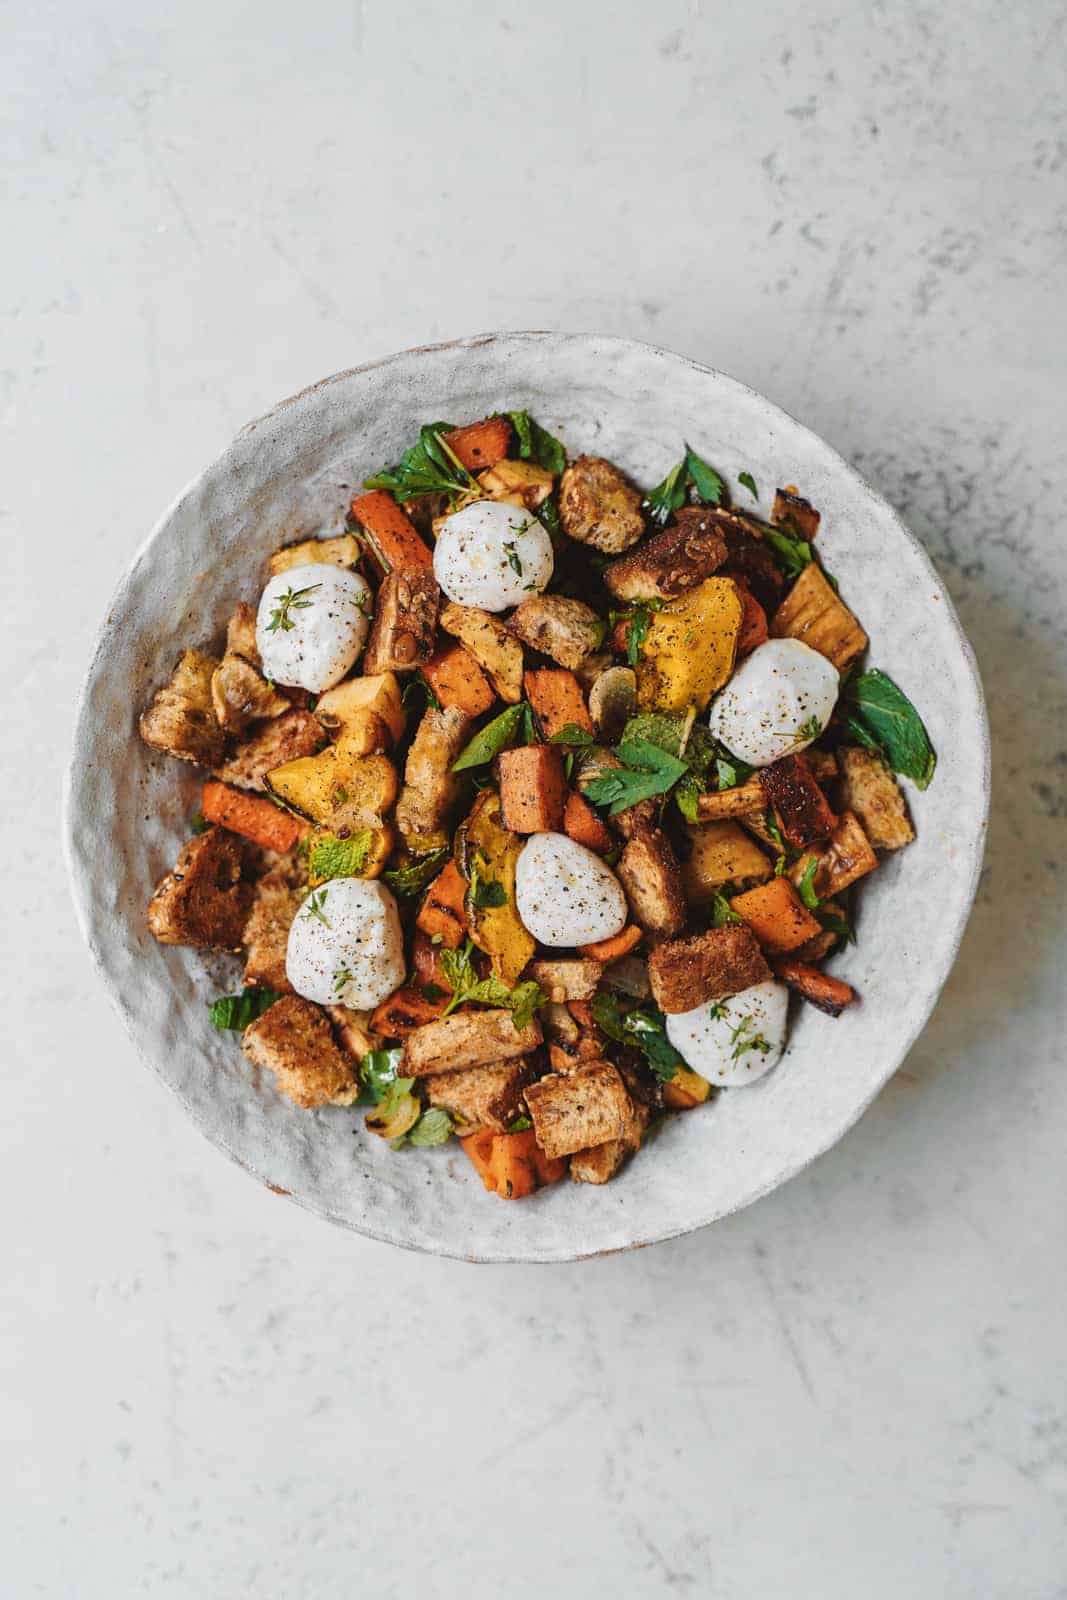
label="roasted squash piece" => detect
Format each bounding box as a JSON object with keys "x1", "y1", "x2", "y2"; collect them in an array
[
  {"x1": 789, "y1": 811, "x2": 878, "y2": 898},
  {"x1": 636, "y1": 577, "x2": 743, "y2": 713},
  {"x1": 315, "y1": 673, "x2": 405, "y2": 745},
  {"x1": 729, "y1": 877, "x2": 822, "y2": 954},
  {"x1": 439, "y1": 602, "x2": 525, "y2": 703},
  {"x1": 681, "y1": 820, "x2": 774, "y2": 906},
  {"x1": 305, "y1": 826, "x2": 393, "y2": 887},
  {"x1": 455, "y1": 790, "x2": 535, "y2": 985},
  {"x1": 264, "y1": 739, "x2": 397, "y2": 831},
  {"x1": 268, "y1": 533, "x2": 361, "y2": 576},
  {"x1": 771, "y1": 562, "x2": 867, "y2": 671},
  {"x1": 477, "y1": 458, "x2": 555, "y2": 509}
]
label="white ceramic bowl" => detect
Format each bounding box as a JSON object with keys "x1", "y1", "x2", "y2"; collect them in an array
[{"x1": 64, "y1": 333, "x2": 989, "y2": 1262}]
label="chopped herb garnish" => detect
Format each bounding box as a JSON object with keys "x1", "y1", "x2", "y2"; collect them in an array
[
  {"x1": 304, "y1": 888, "x2": 331, "y2": 929},
  {"x1": 209, "y1": 986, "x2": 281, "y2": 1031},
  {"x1": 643, "y1": 445, "x2": 726, "y2": 527},
  {"x1": 590, "y1": 992, "x2": 683, "y2": 1082},
  {"x1": 332, "y1": 965, "x2": 354, "y2": 995},
  {"x1": 439, "y1": 940, "x2": 545, "y2": 1032},
  {"x1": 307, "y1": 830, "x2": 374, "y2": 884},
  {"x1": 507, "y1": 1114, "x2": 533, "y2": 1133},
  {"x1": 729, "y1": 1014, "x2": 772, "y2": 1063},
  {"x1": 470, "y1": 873, "x2": 507, "y2": 909},
  {"x1": 582, "y1": 737, "x2": 688, "y2": 815},
  {"x1": 503, "y1": 539, "x2": 524, "y2": 577},
  {"x1": 384, "y1": 847, "x2": 450, "y2": 897},
  {"x1": 711, "y1": 891, "x2": 744, "y2": 927},
  {"x1": 189, "y1": 811, "x2": 210, "y2": 835},
  {"x1": 738, "y1": 471, "x2": 759, "y2": 501},
  {"x1": 764, "y1": 527, "x2": 814, "y2": 581},
  {"x1": 266, "y1": 582, "x2": 320, "y2": 634},
  {"x1": 364, "y1": 423, "x2": 482, "y2": 505},
  {"x1": 359, "y1": 1046, "x2": 405, "y2": 1103}
]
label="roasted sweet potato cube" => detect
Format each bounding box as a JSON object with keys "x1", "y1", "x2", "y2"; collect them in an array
[
  {"x1": 758, "y1": 753, "x2": 837, "y2": 848},
  {"x1": 525, "y1": 1060, "x2": 634, "y2": 1159},
  {"x1": 414, "y1": 858, "x2": 468, "y2": 949},
  {"x1": 681, "y1": 820, "x2": 773, "y2": 906},
  {"x1": 647, "y1": 925, "x2": 771, "y2": 1014},
  {"x1": 524, "y1": 668, "x2": 594, "y2": 740},
  {"x1": 242, "y1": 995, "x2": 359, "y2": 1109},
  {"x1": 729, "y1": 877, "x2": 822, "y2": 954},
  {"x1": 499, "y1": 744, "x2": 567, "y2": 833},
  {"x1": 771, "y1": 562, "x2": 867, "y2": 672},
  {"x1": 838, "y1": 746, "x2": 915, "y2": 850},
  {"x1": 563, "y1": 789, "x2": 614, "y2": 853}
]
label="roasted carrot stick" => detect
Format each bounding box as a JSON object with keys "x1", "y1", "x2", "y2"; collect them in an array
[
  {"x1": 201, "y1": 780, "x2": 309, "y2": 853},
  {"x1": 350, "y1": 490, "x2": 434, "y2": 573},
  {"x1": 444, "y1": 416, "x2": 512, "y2": 472},
  {"x1": 578, "y1": 924, "x2": 644, "y2": 962}
]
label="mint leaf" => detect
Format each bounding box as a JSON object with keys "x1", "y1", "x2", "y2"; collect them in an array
[
  {"x1": 590, "y1": 992, "x2": 684, "y2": 1082},
  {"x1": 209, "y1": 987, "x2": 282, "y2": 1031},
  {"x1": 843, "y1": 669, "x2": 936, "y2": 790}
]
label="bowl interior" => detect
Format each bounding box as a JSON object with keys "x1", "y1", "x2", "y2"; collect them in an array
[{"x1": 65, "y1": 333, "x2": 988, "y2": 1261}]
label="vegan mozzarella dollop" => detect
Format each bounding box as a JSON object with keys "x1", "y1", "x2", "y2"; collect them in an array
[
  {"x1": 256, "y1": 563, "x2": 372, "y2": 693},
  {"x1": 433, "y1": 500, "x2": 554, "y2": 611},
  {"x1": 515, "y1": 832, "x2": 628, "y2": 948},
  {"x1": 285, "y1": 878, "x2": 405, "y2": 1011},
  {"x1": 666, "y1": 981, "x2": 789, "y2": 1087},
  {"x1": 707, "y1": 637, "x2": 839, "y2": 768}
]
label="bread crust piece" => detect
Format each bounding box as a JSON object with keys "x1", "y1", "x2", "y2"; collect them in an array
[
  {"x1": 694, "y1": 777, "x2": 766, "y2": 821},
  {"x1": 403, "y1": 1009, "x2": 543, "y2": 1077},
  {"x1": 210, "y1": 604, "x2": 289, "y2": 734},
  {"x1": 147, "y1": 827, "x2": 255, "y2": 950},
  {"x1": 426, "y1": 1059, "x2": 538, "y2": 1134},
  {"x1": 525, "y1": 1060, "x2": 634, "y2": 1159},
  {"x1": 758, "y1": 753, "x2": 838, "y2": 849},
  {"x1": 838, "y1": 746, "x2": 914, "y2": 850},
  {"x1": 215, "y1": 709, "x2": 326, "y2": 793},
  {"x1": 526, "y1": 959, "x2": 604, "y2": 1003},
  {"x1": 602, "y1": 508, "x2": 728, "y2": 602},
  {"x1": 559, "y1": 456, "x2": 645, "y2": 554},
  {"x1": 508, "y1": 595, "x2": 605, "y2": 669},
  {"x1": 242, "y1": 995, "x2": 359, "y2": 1109},
  {"x1": 363, "y1": 569, "x2": 439, "y2": 674},
  {"x1": 570, "y1": 1098, "x2": 650, "y2": 1185},
  {"x1": 242, "y1": 856, "x2": 305, "y2": 991},
  {"x1": 395, "y1": 705, "x2": 472, "y2": 851},
  {"x1": 618, "y1": 826, "x2": 687, "y2": 938},
  {"x1": 140, "y1": 649, "x2": 225, "y2": 767},
  {"x1": 647, "y1": 925, "x2": 771, "y2": 1014}
]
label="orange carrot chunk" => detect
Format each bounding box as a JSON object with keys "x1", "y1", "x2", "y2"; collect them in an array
[
  {"x1": 200, "y1": 780, "x2": 308, "y2": 853},
  {"x1": 350, "y1": 490, "x2": 434, "y2": 573},
  {"x1": 773, "y1": 959, "x2": 856, "y2": 1016},
  {"x1": 578, "y1": 924, "x2": 644, "y2": 962},
  {"x1": 735, "y1": 582, "x2": 769, "y2": 656},
  {"x1": 369, "y1": 986, "x2": 449, "y2": 1038},
  {"x1": 563, "y1": 790, "x2": 613, "y2": 854},
  {"x1": 460, "y1": 1128, "x2": 566, "y2": 1198},
  {"x1": 415, "y1": 859, "x2": 468, "y2": 949},
  {"x1": 421, "y1": 642, "x2": 495, "y2": 716},
  {"x1": 444, "y1": 416, "x2": 512, "y2": 473},
  {"x1": 524, "y1": 668, "x2": 594, "y2": 740}
]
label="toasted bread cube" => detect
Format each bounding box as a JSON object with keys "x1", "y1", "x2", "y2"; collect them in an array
[
  {"x1": 603, "y1": 508, "x2": 727, "y2": 602},
  {"x1": 694, "y1": 778, "x2": 766, "y2": 821},
  {"x1": 477, "y1": 458, "x2": 556, "y2": 508},
  {"x1": 758, "y1": 752, "x2": 837, "y2": 848},
  {"x1": 426, "y1": 1059, "x2": 537, "y2": 1134},
  {"x1": 771, "y1": 562, "x2": 867, "y2": 671},
  {"x1": 243, "y1": 858, "x2": 305, "y2": 992},
  {"x1": 838, "y1": 746, "x2": 914, "y2": 850},
  {"x1": 147, "y1": 828, "x2": 254, "y2": 950},
  {"x1": 509, "y1": 595, "x2": 605, "y2": 670},
  {"x1": 682, "y1": 821, "x2": 773, "y2": 907},
  {"x1": 215, "y1": 709, "x2": 326, "y2": 793},
  {"x1": 647, "y1": 925, "x2": 771, "y2": 1013},
  {"x1": 403, "y1": 1009, "x2": 542, "y2": 1077},
  {"x1": 363, "y1": 569, "x2": 439, "y2": 675},
  {"x1": 559, "y1": 455, "x2": 645, "y2": 554},
  {"x1": 242, "y1": 995, "x2": 359, "y2": 1109},
  {"x1": 618, "y1": 827, "x2": 687, "y2": 938},
  {"x1": 570, "y1": 1099, "x2": 649, "y2": 1185},
  {"x1": 395, "y1": 706, "x2": 472, "y2": 852},
  {"x1": 499, "y1": 744, "x2": 567, "y2": 833},
  {"x1": 526, "y1": 1060, "x2": 634, "y2": 1159},
  {"x1": 327, "y1": 1005, "x2": 382, "y2": 1060},
  {"x1": 790, "y1": 811, "x2": 878, "y2": 898},
  {"x1": 526, "y1": 959, "x2": 604, "y2": 1003},
  {"x1": 139, "y1": 649, "x2": 224, "y2": 767},
  {"x1": 211, "y1": 604, "x2": 289, "y2": 734}
]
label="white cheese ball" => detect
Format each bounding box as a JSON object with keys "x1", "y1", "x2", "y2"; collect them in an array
[
  {"x1": 433, "y1": 500, "x2": 553, "y2": 611},
  {"x1": 666, "y1": 981, "x2": 789, "y2": 1087},
  {"x1": 285, "y1": 877, "x2": 405, "y2": 1011},
  {"x1": 515, "y1": 832, "x2": 628, "y2": 947},
  {"x1": 708, "y1": 638, "x2": 838, "y2": 768},
  {"x1": 256, "y1": 563, "x2": 371, "y2": 693}
]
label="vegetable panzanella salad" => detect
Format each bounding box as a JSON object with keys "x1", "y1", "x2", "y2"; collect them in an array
[{"x1": 140, "y1": 412, "x2": 935, "y2": 1199}]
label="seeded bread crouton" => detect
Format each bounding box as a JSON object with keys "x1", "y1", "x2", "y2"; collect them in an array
[
  {"x1": 603, "y1": 507, "x2": 727, "y2": 602},
  {"x1": 618, "y1": 827, "x2": 687, "y2": 938},
  {"x1": 426, "y1": 1059, "x2": 537, "y2": 1133},
  {"x1": 525, "y1": 1060, "x2": 634, "y2": 1159},
  {"x1": 509, "y1": 595, "x2": 605, "y2": 669},
  {"x1": 403, "y1": 1009, "x2": 543, "y2": 1077},
  {"x1": 242, "y1": 996, "x2": 359, "y2": 1108},
  {"x1": 215, "y1": 709, "x2": 326, "y2": 793},
  {"x1": 647, "y1": 925, "x2": 771, "y2": 1014},
  {"x1": 559, "y1": 456, "x2": 645, "y2": 554},
  {"x1": 838, "y1": 746, "x2": 915, "y2": 850}
]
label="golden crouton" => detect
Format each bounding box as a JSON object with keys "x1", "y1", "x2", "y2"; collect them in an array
[
  {"x1": 647, "y1": 925, "x2": 771, "y2": 1014},
  {"x1": 363, "y1": 570, "x2": 439, "y2": 675},
  {"x1": 838, "y1": 746, "x2": 915, "y2": 850},
  {"x1": 215, "y1": 709, "x2": 326, "y2": 793},
  {"x1": 477, "y1": 458, "x2": 555, "y2": 508},
  {"x1": 426, "y1": 1059, "x2": 537, "y2": 1133},
  {"x1": 395, "y1": 706, "x2": 472, "y2": 852},
  {"x1": 602, "y1": 508, "x2": 727, "y2": 602},
  {"x1": 147, "y1": 828, "x2": 254, "y2": 950},
  {"x1": 526, "y1": 959, "x2": 604, "y2": 1004},
  {"x1": 570, "y1": 1099, "x2": 649, "y2": 1185},
  {"x1": 242, "y1": 995, "x2": 359, "y2": 1109},
  {"x1": 403, "y1": 1009, "x2": 543, "y2": 1077},
  {"x1": 139, "y1": 649, "x2": 224, "y2": 767},
  {"x1": 559, "y1": 455, "x2": 645, "y2": 554},
  {"x1": 508, "y1": 595, "x2": 605, "y2": 669},
  {"x1": 268, "y1": 534, "x2": 361, "y2": 576},
  {"x1": 242, "y1": 858, "x2": 305, "y2": 992},
  {"x1": 771, "y1": 562, "x2": 868, "y2": 671},
  {"x1": 694, "y1": 777, "x2": 766, "y2": 821},
  {"x1": 618, "y1": 827, "x2": 687, "y2": 938},
  {"x1": 525, "y1": 1060, "x2": 634, "y2": 1159}
]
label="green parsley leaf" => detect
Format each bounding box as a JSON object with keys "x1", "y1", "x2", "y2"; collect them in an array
[
  {"x1": 209, "y1": 987, "x2": 282, "y2": 1031},
  {"x1": 507, "y1": 411, "x2": 567, "y2": 475},
  {"x1": 797, "y1": 855, "x2": 822, "y2": 909},
  {"x1": 643, "y1": 460, "x2": 688, "y2": 528},
  {"x1": 582, "y1": 737, "x2": 688, "y2": 815},
  {"x1": 452, "y1": 702, "x2": 527, "y2": 772},
  {"x1": 407, "y1": 1108, "x2": 454, "y2": 1148},
  {"x1": 590, "y1": 992, "x2": 684, "y2": 1082},
  {"x1": 843, "y1": 669, "x2": 936, "y2": 789},
  {"x1": 439, "y1": 940, "x2": 546, "y2": 1032},
  {"x1": 710, "y1": 892, "x2": 744, "y2": 927},
  {"x1": 738, "y1": 471, "x2": 759, "y2": 501},
  {"x1": 683, "y1": 444, "x2": 725, "y2": 506},
  {"x1": 307, "y1": 830, "x2": 374, "y2": 883},
  {"x1": 763, "y1": 809, "x2": 789, "y2": 875},
  {"x1": 549, "y1": 722, "x2": 595, "y2": 747},
  {"x1": 383, "y1": 847, "x2": 450, "y2": 897},
  {"x1": 507, "y1": 1114, "x2": 533, "y2": 1133}
]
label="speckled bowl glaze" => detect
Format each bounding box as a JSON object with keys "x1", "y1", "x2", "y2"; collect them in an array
[{"x1": 64, "y1": 333, "x2": 989, "y2": 1262}]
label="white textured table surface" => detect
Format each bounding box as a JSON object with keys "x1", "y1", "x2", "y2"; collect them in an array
[{"x1": 5, "y1": 3, "x2": 1065, "y2": 1595}]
